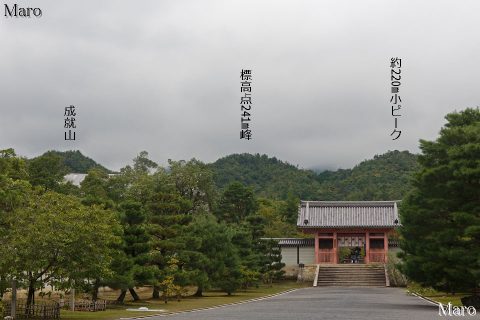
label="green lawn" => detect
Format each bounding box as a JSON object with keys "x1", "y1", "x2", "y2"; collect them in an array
[
  {"x1": 61, "y1": 281, "x2": 308, "y2": 320},
  {"x1": 407, "y1": 283, "x2": 468, "y2": 307}
]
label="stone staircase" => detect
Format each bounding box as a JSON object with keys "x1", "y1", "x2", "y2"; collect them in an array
[{"x1": 315, "y1": 264, "x2": 386, "y2": 287}]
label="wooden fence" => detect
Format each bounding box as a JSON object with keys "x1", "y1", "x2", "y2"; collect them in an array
[
  {"x1": 2, "y1": 301, "x2": 60, "y2": 320},
  {"x1": 64, "y1": 299, "x2": 107, "y2": 312}
]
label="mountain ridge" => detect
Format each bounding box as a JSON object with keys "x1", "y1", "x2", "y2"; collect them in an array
[{"x1": 26, "y1": 149, "x2": 419, "y2": 201}]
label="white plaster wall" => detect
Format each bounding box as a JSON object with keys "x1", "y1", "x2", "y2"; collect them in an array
[
  {"x1": 280, "y1": 247, "x2": 298, "y2": 266},
  {"x1": 299, "y1": 247, "x2": 315, "y2": 264}
]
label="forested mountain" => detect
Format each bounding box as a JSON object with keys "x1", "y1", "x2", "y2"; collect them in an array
[
  {"x1": 209, "y1": 154, "x2": 322, "y2": 199},
  {"x1": 316, "y1": 150, "x2": 419, "y2": 200},
  {"x1": 210, "y1": 150, "x2": 418, "y2": 201},
  {"x1": 27, "y1": 149, "x2": 418, "y2": 200},
  {"x1": 30, "y1": 150, "x2": 112, "y2": 174}
]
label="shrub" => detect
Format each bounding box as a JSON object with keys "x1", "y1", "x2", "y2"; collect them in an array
[
  {"x1": 338, "y1": 247, "x2": 351, "y2": 262},
  {"x1": 240, "y1": 266, "x2": 260, "y2": 289},
  {"x1": 387, "y1": 251, "x2": 407, "y2": 287}
]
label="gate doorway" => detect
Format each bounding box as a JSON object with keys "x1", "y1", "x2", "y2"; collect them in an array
[
  {"x1": 337, "y1": 234, "x2": 366, "y2": 264},
  {"x1": 318, "y1": 238, "x2": 334, "y2": 263}
]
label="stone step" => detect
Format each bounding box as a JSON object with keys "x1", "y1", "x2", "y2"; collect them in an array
[
  {"x1": 315, "y1": 264, "x2": 386, "y2": 287},
  {"x1": 317, "y1": 284, "x2": 386, "y2": 286},
  {"x1": 317, "y1": 281, "x2": 386, "y2": 284},
  {"x1": 317, "y1": 279, "x2": 386, "y2": 282},
  {"x1": 317, "y1": 279, "x2": 385, "y2": 284},
  {"x1": 320, "y1": 275, "x2": 385, "y2": 278},
  {"x1": 319, "y1": 269, "x2": 384, "y2": 272},
  {"x1": 320, "y1": 272, "x2": 384, "y2": 274},
  {"x1": 319, "y1": 270, "x2": 385, "y2": 274},
  {"x1": 319, "y1": 273, "x2": 384, "y2": 276},
  {"x1": 321, "y1": 280, "x2": 385, "y2": 282},
  {"x1": 319, "y1": 266, "x2": 384, "y2": 268},
  {"x1": 319, "y1": 272, "x2": 384, "y2": 275}
]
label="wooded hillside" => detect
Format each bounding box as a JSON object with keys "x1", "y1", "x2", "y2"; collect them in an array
[{"x1": 210, "y1": 150, "x2": 418, "y2": 200}]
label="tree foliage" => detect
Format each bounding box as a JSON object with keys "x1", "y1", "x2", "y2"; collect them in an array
[
  {"x1": 209, "y1": 151, "x2": 418, "y2": 200},
  {"x1": 216, "y1": 182, "x2": 257, "y2": 224},
  {"x1": 36, "y1": 150, "x2": 111, "y2": 174},
  {"x1": 27, "y1": 152, "x2": 67, "y2": 190},
  {"x1": 399, "y1": 108, "x2": 480, "y2": 295},
  {"x1": 1, "y1": 190, "x2": 121, "y2": 306},
  {"x1": 0, "y1": 143, "x2": 427, "y2": 302},
  {"x1": 182, "y1": 214, "x2": 242, "y2": 296}
]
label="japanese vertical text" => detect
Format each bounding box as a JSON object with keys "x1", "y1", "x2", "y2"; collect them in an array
[
  {"x1": 390, "y1": 58, "x2": 402, "y2": 140},
  {"x1": 240, "y1": 69, "x2": 252, "y2": 140},
  {"x1": 64, "y1": 105, "x2": 76, "y2": 141}
]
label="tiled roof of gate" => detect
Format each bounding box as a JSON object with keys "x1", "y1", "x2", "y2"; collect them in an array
[
  {"x1": 271, "y1": 238, "x2": 315, "y2": 247},
  {"x1": 297, "y1": 201, "x2": 401, "y2": 228}
]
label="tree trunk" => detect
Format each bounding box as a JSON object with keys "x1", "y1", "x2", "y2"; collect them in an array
[
  {"x1": 92, "y1": 279, "x2": 100, "y2": 301},
  {"x1": 152, "y1": 286, "x2": 160, "y2": 299},
  {"x1": 26, "y1": 280, "x2": 35, "y2": 308},
  {"x1": 0, "y1": 276, "x2": 5, "y2": 299},
  {"x1": 129, "y1": 288, "x2": 140, "y2": 301},
  {"x1": 116, "y1": 290, "x2": 127, "y2": 303},
  {"x1": 194, "y1": 287, "x2": 203, "y2": 297}
]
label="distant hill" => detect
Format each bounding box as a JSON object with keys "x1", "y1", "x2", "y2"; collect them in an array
[
  {"x1": 31, "y1": 150, "x2": 112, "y2": 174},
  {"x1": 209, "y1": 153, "x2": 322, "y2": 199},
  {"x1": 28, "y1": 149, "x2": 418, "y2": 200},
  {"x1": 209, "y1": 150, "x2": 418, "y2": 200},
  {"x1": 316, "y1": 150, "x2": 419, "y2": 200}
]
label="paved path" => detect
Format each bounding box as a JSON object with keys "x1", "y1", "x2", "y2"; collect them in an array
[{"x1": 143, "y1": 287, "x2": 450, "y2": 320}]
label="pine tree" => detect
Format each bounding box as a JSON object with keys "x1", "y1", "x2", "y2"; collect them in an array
[
  {"x1": 217, "y1": 182, "x2": 258, "y2": 223},
  {"x1": 399, "y1": 108, "x2": 480, "y2": 300},
  {"x1": 147, "y1": 186, "x2": 192, "y2": 299},
  {"x1": 118, "y1": 201, "x2": 156, "y2": 301},
  {"x1": 262, "y1": 239, "x2": 285, "y2": 285},
  {"x1": 182, "y1": 214, "x2": 242, "y2": 296}
]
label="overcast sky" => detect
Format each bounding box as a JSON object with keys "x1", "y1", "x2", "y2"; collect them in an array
[{"x1": 1, "y1": 0, "x2": 479, "y2": 171}]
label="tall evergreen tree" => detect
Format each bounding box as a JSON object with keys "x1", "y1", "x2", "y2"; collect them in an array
[
  {"x1": 27, "y1": 152, "x2": 67, "y2": 190},
  {"x1": 0, "y1": 149, "x2": 31, "y2": 299},
  {"x1": 262, "y1": 239, "x2": 285, "y2": 285},
  {"x1": 217, "y1": 181, "x2": 257, "y2": 224},
  {"x1": 0, "y1": 148, "x2": 28, "y2": 180},
  {"x1": 147, "y1": 186, "x2": 192, "y2": 299},
  {"x1": 168, "y1": 159, "x2": 216, "y2": 213},
  {"x1": 116, "y1": 201, "x2": 156, "y2": 302},
  {"x1": 399, "y1": 108, "x2": 480, "y2": 300},
  {"x1": 80, "y1": 168, "x2": 114, "y2": 208},
  {"x1": 281, "y1": 193, "x2": 300, "y2": 225},
  {"x1": 182, "y1": 214, "x2": 242, "y2": 296}
]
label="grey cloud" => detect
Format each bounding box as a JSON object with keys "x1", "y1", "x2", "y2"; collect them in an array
[{"x1": 1, "y1": 0, "x2": 479, "y2": 171}]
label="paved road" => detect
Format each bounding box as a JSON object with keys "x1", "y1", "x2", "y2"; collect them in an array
[{"x1": 144, "y1": 287, "x2": 451, "y2": 320}]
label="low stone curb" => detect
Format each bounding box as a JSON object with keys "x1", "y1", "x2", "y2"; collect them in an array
[
  {"x1": 408, "y1": 291, "x2": 440, "y2": 306},
  {"x1": 120, "y1": 288, "x2": 300, "y2": 319}
]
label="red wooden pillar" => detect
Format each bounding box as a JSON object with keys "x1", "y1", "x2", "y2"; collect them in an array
[
  {"x1": 314, "y1": 230, "x2": 319, "y2": 264},
  {"x1": 365, "y1": 231, "x2": 370, "y2": 264},
  {"x1": 384, "y1": 233, "x2": 389, "y2": 263},
  {"x1": 333, "y1": 231, "x2": 338, "y2": 264}
]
